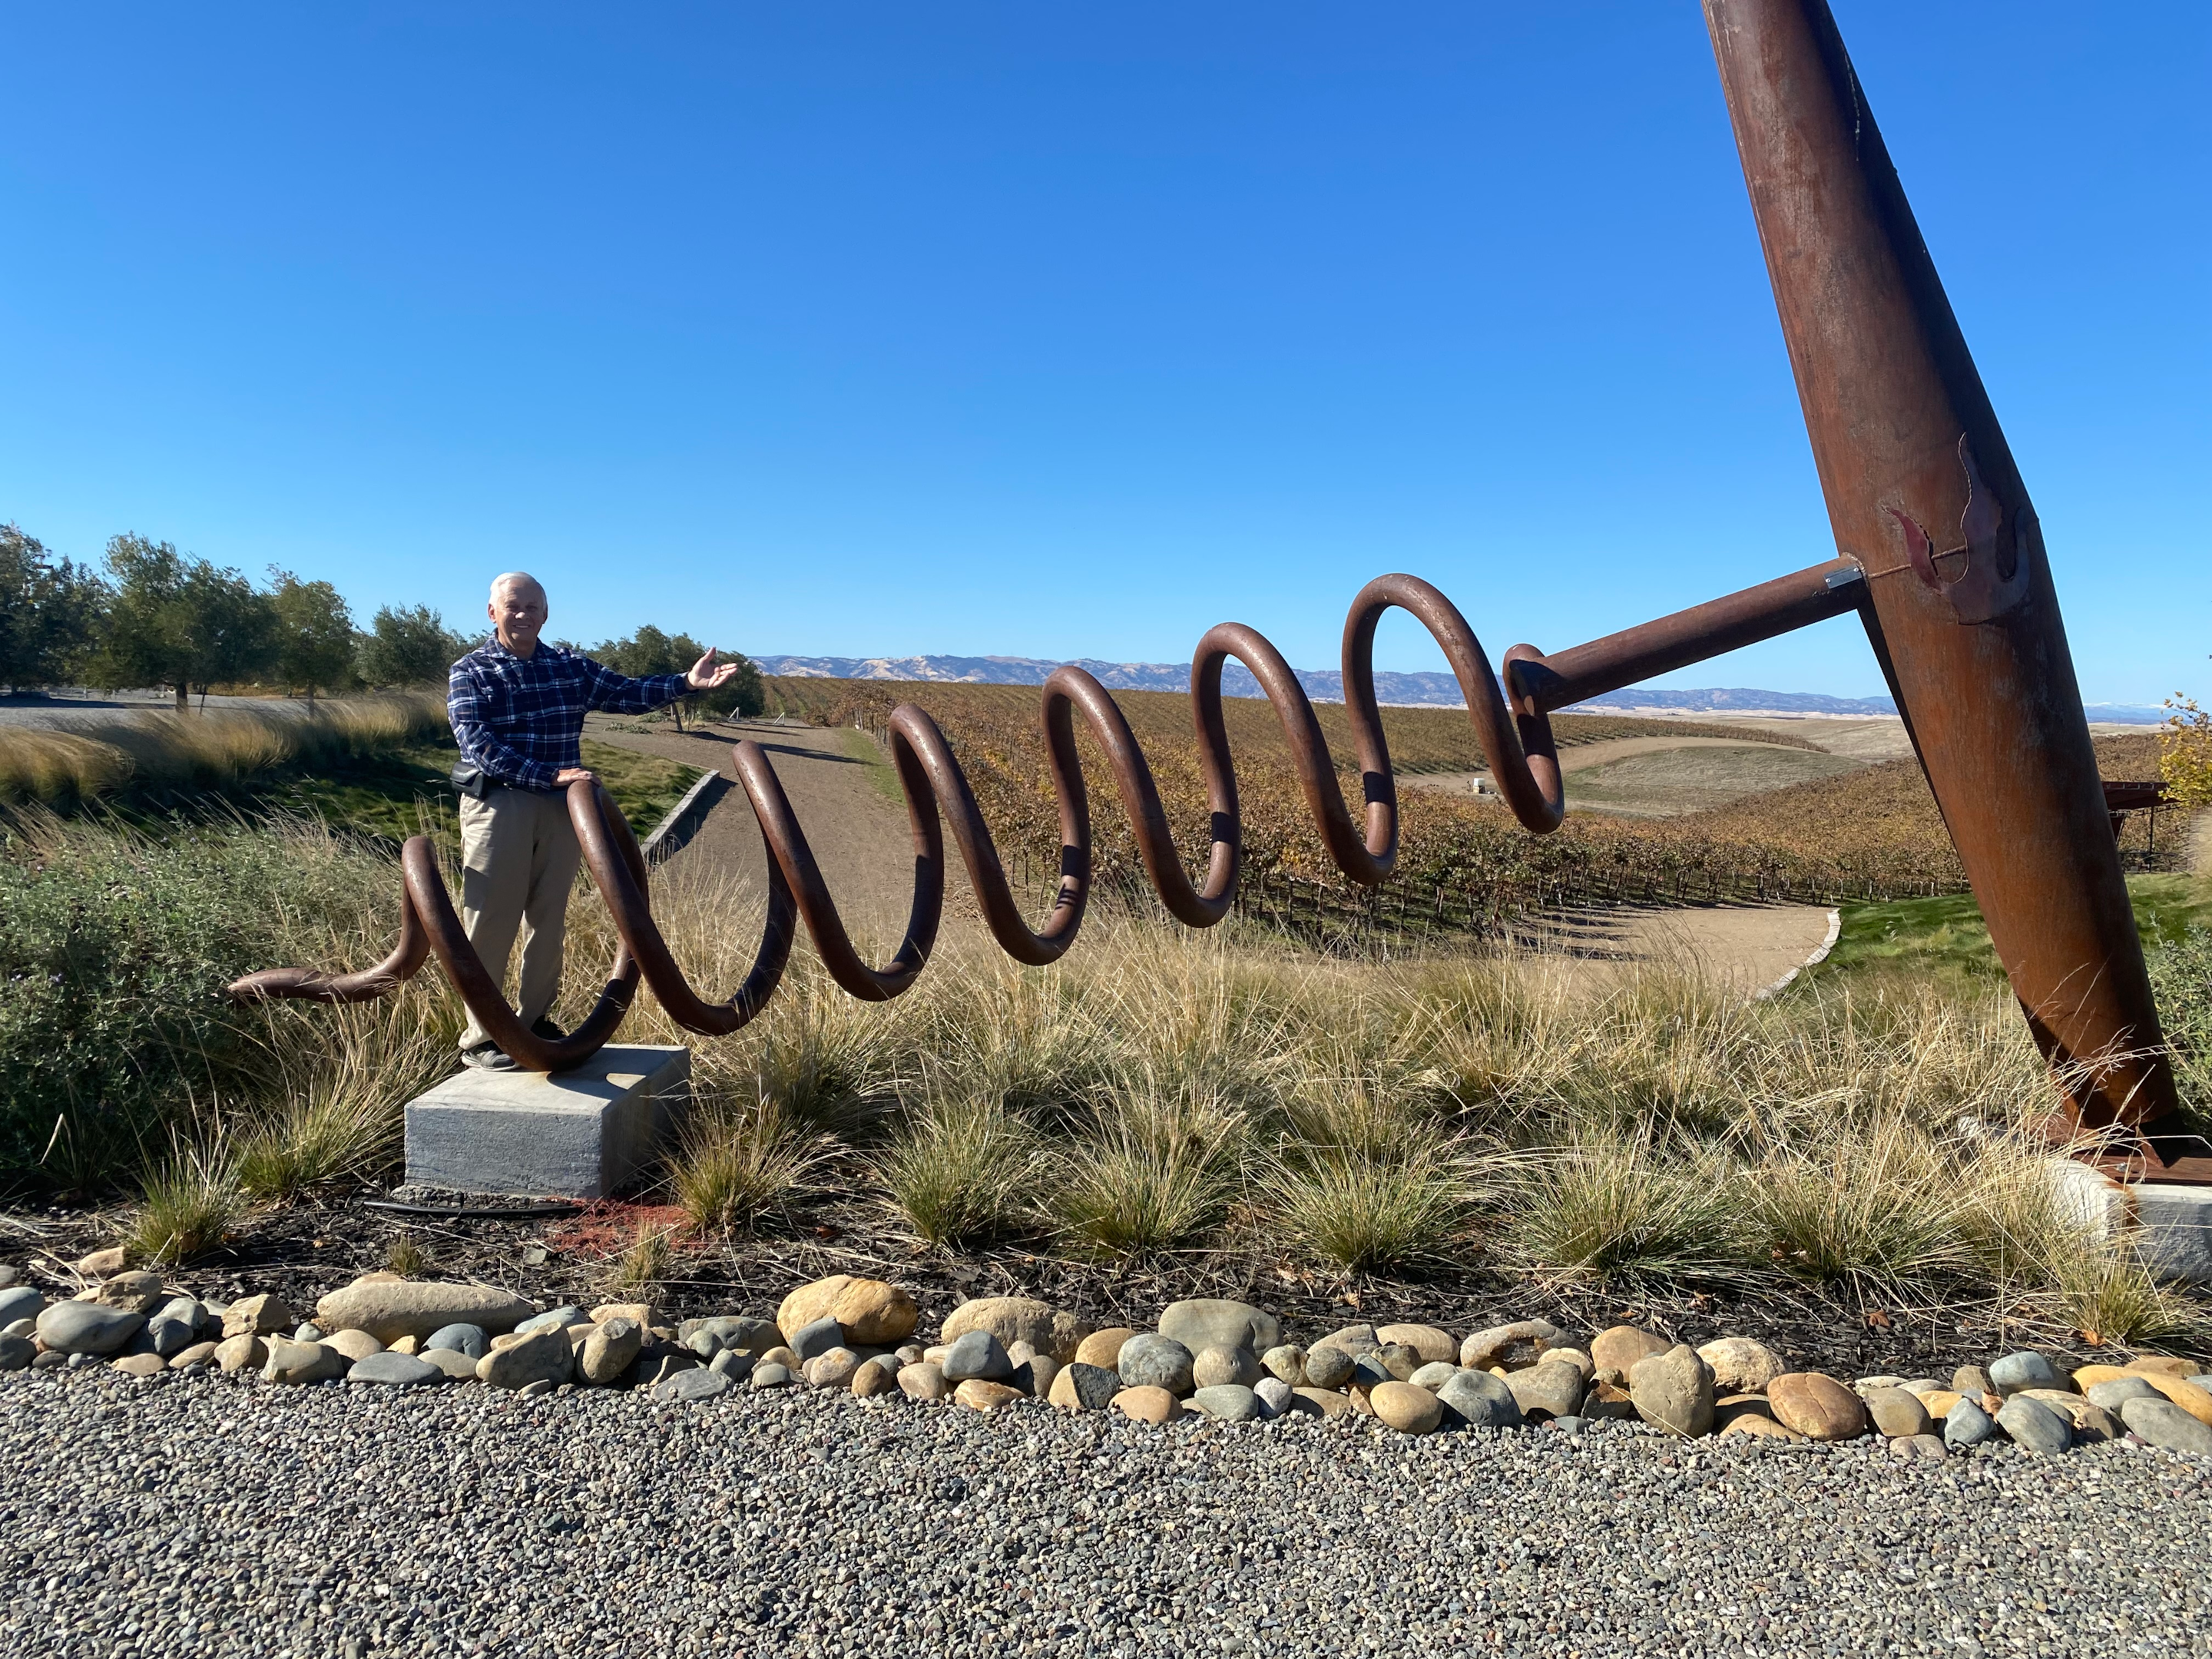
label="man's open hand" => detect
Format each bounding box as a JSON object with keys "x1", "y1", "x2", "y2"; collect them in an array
[
  {"x1": 555, "y1": 768, "x2": 597, "y2": 787},
  {"x1": 685, "y1": 647, "x2": 743, "y2": 691}
]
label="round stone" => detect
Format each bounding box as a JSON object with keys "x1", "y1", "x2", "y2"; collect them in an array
[
  {"x1": 1260, "y1": 1344, "x2": 1307, "y2": 1385},
  {"x1": 1190, "y1": 1345, "x2": 1260, "y2": 1389},
  {"x1": 1861, "y1": 1386, "x2": 1931, "y2": 1439},
  {"x1": 1410, "y1": 1361, "x2": 1459, "y2": 1391},
  {"x1": 1115, "y1": 1333, "x2": 1195, "y2": 1396},
  {"x1": 1942, "y1": 1396, "x2": 1996, "y2": 1448},
  {"x1": 1697, "y1": 1337, "x2": 1786, "y2": 1395},
  {"x1": 1373, "y1": 1323, "x2": 1457, "y2": 1365},
  {"x1": 424, "y1": 1323, "x2": 489, "y2": 1359},
  {"x1": 1074, "y1": 1327, "x2": 1137, "y2": 1369},
  {"x1": 1302, "y1": 1345, "x2": 1356, "y2": 1391},
  {"x1": 1110, "y1": 1386, "x2": 1181, "y2": 1426},
  {"x1": 1988, "y1": 1351, "x2": 2062, "y2": 1396},
  {"x1": 2121, "y1": 1396, "x2": 2212, "y2": 1455},
  {"x1": 1436, "y1": 1368, "x2": 1522, "y2": 1430},
  {"x1": 1370, "y1": 1380, "x2": 1443, "y2": 1435},
  {"x1": 1627, "y1": 1345, "x2": 1714, "y2": 1437},
  {"x1": 1190, "y1": 1384, "x2": 1260, "y2": 1422},
  {"x1": 347, "y1": 1351, "x2": 445, "y2": 1386},
  {"x1": 1767, "y1": 1373, "x2": 1869, "y2": 1441},
  {"x1": 897, "y1": 1362, "x2": 948, "y2": 1402},
  {"x1": 35, "y1": 1301, "x2": 144, "y2": 1356},
  {"x1": 939, "y1": 1296, "x2": 1091, "y2": 1365},
  {"x1": 1253, "y1": 1376, "x2": 1293, "y2": 1418},
  {"x1": 941, "y1": 1330, "x2": 1014, "y2": 1385},
  {"x1": 1459, "y1": 1320, "x2": 1561, "y2": 1371},
  {"x1": 1157, "y1": 1299, "x2": 1280, "y2": 1357},
  {"x1": 1592, "y1": 1325, "x2": 1670, "y2": 1387},
  {"x1": 953, "y1": 1379, "x2": 1025, "y2": 1413}
]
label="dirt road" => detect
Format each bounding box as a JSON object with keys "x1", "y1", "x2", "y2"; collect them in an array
[
  {"x1": 1521, "y1": 901, "x2": 1840, "y2": 994},
  {"x1": 583, "y1": 714, "x2": 919, "y2": 945}
]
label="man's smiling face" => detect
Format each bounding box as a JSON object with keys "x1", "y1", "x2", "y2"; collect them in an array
[{"x1": 489, "y1": 575, "x2": 549, "y2": 656}]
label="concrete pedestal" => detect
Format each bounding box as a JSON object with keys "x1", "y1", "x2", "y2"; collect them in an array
[
  {"x1": 2049, "y1": 1156, "x2": 2212, "y2": 1284},
  {"x1": 404, "y1": 1045, "x2": 690, "y2": 1199}
]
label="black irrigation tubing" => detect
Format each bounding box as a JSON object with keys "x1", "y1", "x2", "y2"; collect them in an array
[{"x1": 360, "y1": 1199, "x2": 582, "y2": 1222}]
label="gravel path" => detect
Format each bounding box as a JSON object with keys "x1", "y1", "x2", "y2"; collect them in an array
[{"x1": 6, "y1": 1370, "x2": 2208, "y2": 1658}]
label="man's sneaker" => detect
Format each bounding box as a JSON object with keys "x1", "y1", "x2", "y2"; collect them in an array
[
  {"x1": 529, "y1": 1018, "x2": 568, "y2": 1041},
  {"x1": 460, "y1": 1041, "x2": 516, "y2": 1071}
]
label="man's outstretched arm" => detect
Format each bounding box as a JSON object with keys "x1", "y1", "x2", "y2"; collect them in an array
[{"x1": 581, "y1": 647, "x2": 740, "y2": 715}]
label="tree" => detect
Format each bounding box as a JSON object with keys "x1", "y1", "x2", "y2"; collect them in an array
[
  {"x1": 584, "y1": 625, "x2": 767, "y2": 730},
  {"x1": 0, "y1": 524, "x2": 108, "y2": 693},
  {"x1": 2164, "y1": 687, "x2": 2212, "y2": 810},
  {"x1": 358, "y1": 604, "x2": 468, "y2": 687},
  {"x1": 267, "y1": 569, "x2": 358, "y2": 700},
  {"x1": 91, "y1": 535, "x2": 279, "y2": 711}
]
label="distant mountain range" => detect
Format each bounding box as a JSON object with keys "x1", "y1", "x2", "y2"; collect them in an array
[{"x1": 751, "y1": 653, "x2": 2167, "y2": 724}]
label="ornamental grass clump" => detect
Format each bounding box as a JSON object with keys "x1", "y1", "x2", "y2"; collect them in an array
[
  {"x1": 1501, "y1": 1128, "x2": 1739, "y2": 1283},
  {"x1": 671, "y1": 1097, "x2": 827, "y2": 1237},
  {"x1": 1049, "y1": 1078, "x2": 1244, "y2": 1260},
  {"x1": 876, "y1": 1092, "x2": 1040, "y2": 1247},
  {"x1": 124, "y1": 1141, "x2": 247, "y2": 1265}
]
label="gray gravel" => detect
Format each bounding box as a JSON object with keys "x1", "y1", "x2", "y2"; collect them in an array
[{"x1": 4, "y1": 1369, "x2": 2209, "y2": 1657}]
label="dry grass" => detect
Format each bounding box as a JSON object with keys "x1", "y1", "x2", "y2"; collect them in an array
[
  {"x1": 602, "y1": 1220, "x2": 678, "y2": 1298},
  {"x1": 0, "y1": 693, "x2": 448, "y2": 806},
  {"x1": 62, "y1": 800, "x2": 2200, "y2": 1337},
  {"x1": 123, "y1": 1140, "x2": 248, "y2": 1265}
]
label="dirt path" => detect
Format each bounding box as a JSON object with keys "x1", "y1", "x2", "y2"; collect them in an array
[
  {"x1": 1406, "y1": 736, "x2": 1864, "y2": 817},
  {"x1": 1515, "y1": 901, "x2": 1839, "y2": 995},
  {"x1": 582, "y1": 714, "x2": 918, "y2": 945}
]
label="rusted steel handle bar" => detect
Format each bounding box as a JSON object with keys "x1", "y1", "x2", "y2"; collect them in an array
[{"x1": 1505, "y1": 557, "x2": 1865, "y2": 717}]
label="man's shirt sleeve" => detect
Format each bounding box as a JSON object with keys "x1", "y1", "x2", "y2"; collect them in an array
[
  {"x1": 581, "y1": 657, "x2": 688, "y2": 716},
  {"x1": 448, "y1": 658, "x2": 561, "y2": 792}
]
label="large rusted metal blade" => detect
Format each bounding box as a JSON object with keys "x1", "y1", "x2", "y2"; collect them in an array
[{"x1": 1704, "y1": 0, "x2": 2181, "y2": 1141}]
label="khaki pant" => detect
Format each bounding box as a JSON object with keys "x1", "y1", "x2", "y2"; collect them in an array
[{"x1": 456, "y1": 786, "x2": 583, "y2": 1051}]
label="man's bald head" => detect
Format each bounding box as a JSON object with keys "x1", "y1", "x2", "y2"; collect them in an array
[{"x1": 488, "y1": 572, "x2": 550, "y2": 657}]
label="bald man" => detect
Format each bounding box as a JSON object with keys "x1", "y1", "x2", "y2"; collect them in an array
[{"x1": 445, "y1": 572, "x2": 741, "y2": 1070}]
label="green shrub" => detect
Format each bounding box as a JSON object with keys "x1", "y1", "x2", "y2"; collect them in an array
[{"x1": 0, "y1": 813, "x2": 393, "y2": 1192}]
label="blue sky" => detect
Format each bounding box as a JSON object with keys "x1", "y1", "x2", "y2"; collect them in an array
[{"x1": 2, "y1": 2, "x2": 2204, "y2": 702}]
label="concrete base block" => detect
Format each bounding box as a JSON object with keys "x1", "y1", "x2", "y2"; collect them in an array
[
  {"x1": 404, "y1": 1045, "x2": 690, "y2": 1199},
  {"x1": 2045, "y1": 1154, "x2": 2212, "y2": 1284}
]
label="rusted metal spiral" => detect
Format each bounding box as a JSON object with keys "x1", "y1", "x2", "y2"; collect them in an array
[{"x1": 227, "y1": 574, "x2": 1572, "y2": 1068}]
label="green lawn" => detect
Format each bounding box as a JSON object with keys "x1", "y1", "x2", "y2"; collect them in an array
[
  {"x1": 259, "y1": 737, "x2": 703, "y2": 846},
  {"x1": 1810, "y1": 873, "x2": 2212, "y2": 990}
]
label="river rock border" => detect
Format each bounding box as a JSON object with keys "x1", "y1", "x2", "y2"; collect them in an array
[{"x1": 5, "y1": 1261, "x2": 2210, "y2": 1461}]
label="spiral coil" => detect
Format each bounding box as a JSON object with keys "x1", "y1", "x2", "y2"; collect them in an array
[{"x1": 227, "y1": 573, "x2": 1573, "y2": 1070}]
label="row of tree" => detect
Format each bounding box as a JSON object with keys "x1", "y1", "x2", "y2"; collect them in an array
[{"x1": 1, "y1": 524, "x2": 765, "y2": 719}]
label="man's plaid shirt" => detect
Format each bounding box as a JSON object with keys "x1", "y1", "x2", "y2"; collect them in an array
[{"x1": 448, "y1": 637, "x2": 687, "y2": 792}]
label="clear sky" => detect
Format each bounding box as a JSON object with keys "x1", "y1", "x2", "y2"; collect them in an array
[{"x1": 2, "y1": 2, "x2": 2204, "y2": 703}]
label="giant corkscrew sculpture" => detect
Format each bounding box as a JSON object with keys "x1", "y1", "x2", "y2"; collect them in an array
[{"x1": 231, "y1": 0, "x2": 2197, "y2": 1177}]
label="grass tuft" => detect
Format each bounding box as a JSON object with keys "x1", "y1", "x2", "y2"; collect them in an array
[
  {"x1": 876, "y1": 1094, "x2": 1039, "y2": 1247},
  {"x1": 671, "y1": 1098, "x2": 826, "y2": 1237},
  {"x1": 1502, "y1": 1129, "x2": 1737, "y2": 1282},
  {"x1": 124, "y1": 1143, "x2": 247, "y2": 1265},
  {"x1": 603, "y1": 1221, "x2": 677, "y2": 1298}
]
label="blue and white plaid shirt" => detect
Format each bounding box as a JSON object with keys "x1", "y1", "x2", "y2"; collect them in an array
[{"x1": 448, "y1": 637, "x2": 687, "y2": 793}]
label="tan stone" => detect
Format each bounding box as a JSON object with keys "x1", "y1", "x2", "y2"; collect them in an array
[
  {"x1": 589, "y1": 1302, "x2": 654, "y2": 1329},
  {"x1": 1917, "y1": 1389, "x2": 1962, "y2": 1419},
  {"x1": 2070, "y1": 1363, "x2": 2130, "y2": 1392},
  {"x1": 565, "y1": 1323, "x2": 598, "y2": 1346},
  {"x1": 1075, "y1": 1327, "x2": 1137, "y2": 1369},
  {"x1": 92, "y1": 1271, "x2": 165, "y2": 1314},
  {"x1": 1712, "y1": 1393, "x2": 1773, "y2": 1430},
  {"x1": 940, "y1": 1296, "x2": 1090, "y2": 1364},
  {"x1": 313, "y1": 1278, "x2": 534, "y2": 1344},
  {"x1": 803, "y1": 1348, "x2": 863, "y2": 1389},
  {"x1": 167, "y1": 1340, "x2": 219, "y2": 1370},
  {"x1": 213, "y1": 1333, "x2": 267, "y2": 1373},
  {"x1": 1591, "y1": 1326, "x2": 1671, "y2": 1388},
  {"x1": 387, "y1": 1335, "x2": 422, "y2": 1356},
  {"x1": 2124, "y1": 1355, "x2": 2197, "y2": 1380},
  {"x1": 1628, "y1": 1345, "x2": 1714, "y2": 1436},
  {"x1": 1767, "y1": 1373, "x2": 1869, "y2": 1441},
  {"x1": 262, "y1": 1337, "x2": 345, "y2": 1385},
  {"x1": 898, "y1": 1362, "x2": 949, "y2": 1402},
  {"x1": 1289, "y1": 1386, "x2": 1353, "y2": 1419},
  {"x1": 419, "y1": 1347, "x2": 481, "y2": 1382},
  {"x1": 1697, "y1": 1337, "x2": 1786, "y2": 1395},
  {"x1": 1111, "y1": 1385, "x2": 1181, "y2": 1425},
  {"x1": 74, "y1": 1247, "x2": 130, "y2": 1278},
  {"x1": 321, "y1": 1329, "x2": 384, "y2": 1363},
  {"x1": 852, "y1": 1359, "x2": 898, "y2": 1399},
  {"x1": 1583, "y1": 1379, "x2": 1639, "y2": 1422},
  {"x1": 1369, "y1": 1380, "x2": 1444, "y2": 1434},
  {"x1": 1861, "y1": 1386, "x2": 1930, "y2": 1438},
  {"x1": 580, "y1": 1319, "x2": 643, "y2": 1386},
  {"x1": 1720, "y1": 1414, "x2": 1804, "y2": 1443},
  {"x1": 759, "y1": 1345, "x2": 799, "y2": 1372},
  {"x1": 110, "y1": 1352, "x2": 167, "y2": 1377},
  {"x1": 777, "y1": 1275, "x2": 920, "y2": 1346},
  {"x1": 1459, "y1": 1320, "x2": 1561, "y2": 1371},
  {"x1": 1374, "y1": 1323, "x2": 1457, "y2": 1366},
  {"x1": 2141, "y1": 1374, "x2": 2212, "y2": 1426},
  {"x1": 476, "y1": 1327, "x2": 574, "y2": 1390},
  {"x1": 222, "y1": 1293, "x2": 293, "y2": 1339},
  {"x1": 954, "y1": 1379, "x2": 1025, "y2": 1414},
  {"x1": 1541, "y1": 1348, "x2": 1594, "y2": 1380}
]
